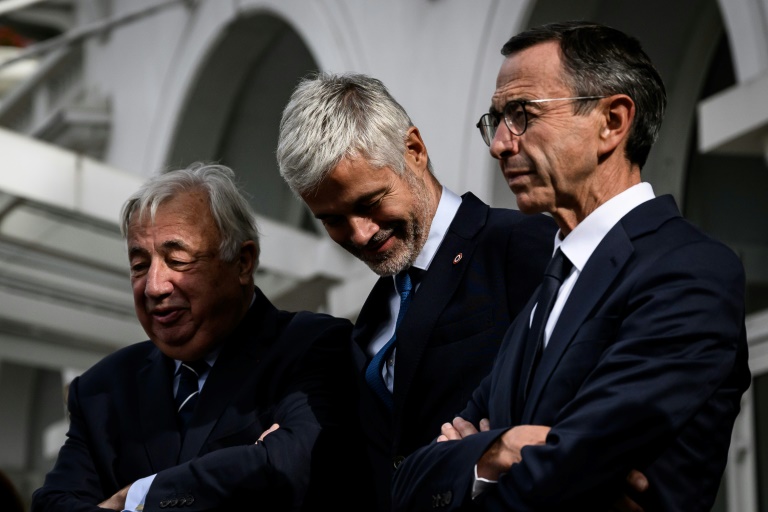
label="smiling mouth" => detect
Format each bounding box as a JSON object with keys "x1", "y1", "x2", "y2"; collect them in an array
[
  {"x1": 151, "y1": 308, "x2": 184, "y2": 324},
  {"x1": 364, "y1": 228, "x2": 397, "y2": 253}
]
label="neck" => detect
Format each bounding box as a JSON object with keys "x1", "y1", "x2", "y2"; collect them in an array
[{"x1": 553, "y1": 162, "x2": 641, "y2": 236}]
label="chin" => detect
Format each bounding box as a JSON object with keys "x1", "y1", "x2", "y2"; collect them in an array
[
  {"x1": 513, "y1": 194, "x2": 545, "y2": 215},
  {"x1": 366, "y1": 251, "x2": 412, "y2": 277}
]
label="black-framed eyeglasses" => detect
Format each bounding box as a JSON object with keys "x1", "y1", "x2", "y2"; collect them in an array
[{"x1": 475, "y1": 96, "x2": 606, "y2": 146}]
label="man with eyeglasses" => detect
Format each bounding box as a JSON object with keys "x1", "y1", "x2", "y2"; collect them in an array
[
  {"x1": 276, "y1": 72, "x2": 557, "y2": 512},
  {"x1": 393, "y1": 21, "x2": 750, "y2": 511}
]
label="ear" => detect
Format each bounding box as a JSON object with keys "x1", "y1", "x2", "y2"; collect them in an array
[
  {"x1": 237, "y1": 240, "x2": 258, "y2": 284},
  {"x1": 597, "y1": 94, "x2": 634, "y2": 158},
  {"x1": 404, "y1": 126, "x2": 429, "y2": 175}
]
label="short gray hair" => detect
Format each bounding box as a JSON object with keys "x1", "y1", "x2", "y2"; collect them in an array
[
  {"x1": 120, "y1": 162, "x2": 260, "y2": 266},
  {"x1": 502, "y1": 21, "x2": 666, "y2": 169},
  {"x1": 277, "y1": 72, "x2": 432, "y2": 196}
]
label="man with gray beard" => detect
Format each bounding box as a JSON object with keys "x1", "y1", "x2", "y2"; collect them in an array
[{"x1": 276, "y1": 73, "x2": 556, "y2": 512}]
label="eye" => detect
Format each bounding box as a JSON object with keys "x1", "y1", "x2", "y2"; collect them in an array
[
  {"x1": 321, "y1": 216, "x2": 343, "y2": 228},
  {"x1": 130, "y1": 261, "x2": 148, "y2": 277},
  {"x1": 355, "y1": 197, "x2": 383, "y2": 216},
  {"x1": 167, "y1": 258, "x2": 192, "y2": 269},
  {"x1": 510, "y1": 105, "x2": 527, "y2": 122}
]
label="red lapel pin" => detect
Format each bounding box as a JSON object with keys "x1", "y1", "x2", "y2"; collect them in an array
[{"x1": 453, "y1": 253, "x2": 463, "y2": 264}]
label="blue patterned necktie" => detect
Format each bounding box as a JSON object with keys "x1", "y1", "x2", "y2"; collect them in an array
[
  {"x1": 175, "y1": 360, "x2": 209, "y2": 436},
  {"x1": 365, "y1": 270, "x2": 414, "y2": 410},
  {"x1": 523, "y1": 248, "x2": 573, "y2": 399}
]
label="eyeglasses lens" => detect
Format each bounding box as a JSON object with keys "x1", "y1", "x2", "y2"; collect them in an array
[
  {"x1": 504, "y1": 101, "x2": 526, "y2": 136},
  {"x1": 477, "y1": 115, "x2": 497, "y2": 146}
]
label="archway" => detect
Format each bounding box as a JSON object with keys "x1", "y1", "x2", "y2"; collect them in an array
[{"x1": 167, "y1": 12, "x2": 318, "y2": 233}]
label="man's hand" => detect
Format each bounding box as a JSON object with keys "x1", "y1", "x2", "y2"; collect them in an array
[
  {"x1": 98, "y1": 484, "x2": 130, "y2": 510},
  {"x1": 436, "y1": 419, "x2": 646, "y2": 510},
  {"x1": 257, "y1": 423, "x2": 279, "y2": 443},
  {"x1": 437, "y1": 417, "x2": 490, "y2": 442},
  {"x1": 611, "y1": 469, "x2": 649, "y2": 512},
  {"x1": 476, "y1": 425, "x2": 550, "y2": 480}
]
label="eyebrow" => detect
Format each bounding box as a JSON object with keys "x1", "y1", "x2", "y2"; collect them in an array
[
  {"x1": 127, "y1": 239, "x2": 188, "y2": 257},
  {"x1": 128, "y1": 246, "x2": 146, "y2": 259},
  {"x1": 313, "y1": 189, "x2": 386, "y2": 219},
  {"x1": 161, "y1": 240, "x2": 188, "y2": 251}
]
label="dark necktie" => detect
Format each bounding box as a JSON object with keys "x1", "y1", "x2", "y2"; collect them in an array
[
  {"x1": 365, "y1": 270, "x2": 414, "y2": 410},
  {"x1": 523, "y1": 248, "x2": 573, "y2": 399},
  {"x1": 175, "y1": 360, "x2": 209, "y2": 435}
]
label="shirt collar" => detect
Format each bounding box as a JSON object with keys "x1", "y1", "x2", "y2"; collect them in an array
[
  {"x1": 173, "y1": 348, "x2": 219, "y2": 374},
  {"x1": 411, "y1": 186, "x2": 462, "y2": 271},
  {"x1": 556, "y1": 182, "x2": 655, "y2": 271},
  {"x1": 172, "y1": 293, "x2": 257, "y2": 373}
]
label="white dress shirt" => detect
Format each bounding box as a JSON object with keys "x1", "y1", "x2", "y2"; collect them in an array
[
  {"x1": 540, "y1": 182, "x2": 655, "y2": 347},
  {"x1": 367, "y1": 186, "x2": 462, "y2": 392},
  {"x1": 473, "y1": 182, "x2": 655, "y2": 497}
]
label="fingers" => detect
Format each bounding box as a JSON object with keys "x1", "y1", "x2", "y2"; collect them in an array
[
  {"x1": 439, "y1": 422, "x2": 460, "y2": 441},
  {"x1": 98, "y1": 484, "x2": 130, "y2": 510},
  {"x1": 257, "y1": 423, "x2": 280, "y2": 442},
  {"x1": 610, "y1": 470, "x2": 648, "y2": 512},
  {"x1": 438, "y1": 417, "x2": 481, "y2": 442},
  {"x1": 611, "y1": 495, "x2": 645, "y2": 512},
  {"x1": 479, "y1": 418, "x2": 490, "y2": 432},
  {"x1": 451, "y1": 416, "x2": 479, "y2": 438},
  {"x1": 626, "y1": 469, "x2": 649, "y2": 493}
]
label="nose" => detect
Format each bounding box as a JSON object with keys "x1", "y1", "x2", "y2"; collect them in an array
[
  {"x1": 490, "y1": 122, "x2": 520, "y2": 160},
  {"x1": 145, "y1": 260, "x2": 173, "y2": 298},
  {"x1": 348, "y1": 217, "x2": 378, "y2": 247}
]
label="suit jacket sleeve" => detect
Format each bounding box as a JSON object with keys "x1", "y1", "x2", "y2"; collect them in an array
[
  {"x1": 32, "y1": 313, "x2": 356, "y2": 512},
  {"x1": 144, "y1": 314, "x2": 354, "y2": 511},
  {"x1": 31, "y1": 375, "x2": 116, "y2": 512},
  {"x1": 393, "y1": 230, "x2": 750, "y2": 511}
]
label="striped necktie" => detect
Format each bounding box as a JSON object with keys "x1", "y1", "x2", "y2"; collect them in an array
[{"x1": 175, "y1": 360, "x2": 209, "y2": 435}]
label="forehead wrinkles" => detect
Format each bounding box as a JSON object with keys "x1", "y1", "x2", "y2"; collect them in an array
[
  {"x1": 491, "y1": 76, "x2": 539, "y2": 109},
  {"x1": 493, "y1": 44, "x2": 570, "y2": 108}
]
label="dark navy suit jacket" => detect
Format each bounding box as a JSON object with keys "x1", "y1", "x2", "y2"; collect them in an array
[
  {"x1": 32, "y1": 287, "x2": 359, "y2": 512},
  {"x1": 393, "y1": 195, "x2": 751, "y2": 511},
  {"x1": 353, "y1": 192, "x2": 556, "y2": 512}
]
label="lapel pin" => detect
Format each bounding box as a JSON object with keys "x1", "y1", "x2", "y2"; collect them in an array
[{"x1": 453, "y1": 253, "x2": 463, "y2": 264}]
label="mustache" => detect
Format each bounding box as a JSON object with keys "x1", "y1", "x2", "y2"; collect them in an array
[
  {"x1": 501, "y1": 155, "x2": 534, "y2": 170},
  {"x1": 367, "y1": 227, "x2": 395, "y2": 248},
  {"x1": 345, "y1": 226, "x2": 396, "y2": 252}
]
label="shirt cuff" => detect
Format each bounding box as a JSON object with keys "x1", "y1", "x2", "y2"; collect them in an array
[
  {"x1": 471, "y1": 464, "x2": 497, "y2": 499},
  {"x1": 123, "y1": 474, "x2": 155, "y2": 512}
]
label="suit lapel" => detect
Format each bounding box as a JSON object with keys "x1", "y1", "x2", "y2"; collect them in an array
[
  {"x1": 512, "y1": 293, "x2": 540, "y2": 423},
  {"x1": 352, "y1": 277, "x2": 392, "y2": 363},
  {"x1": 521, "y1": 196, "x2": 680, "y2": 421},
  {"x1": 179, "y1": 292, "x2": 278, "y2": 461},
  {"x1": 523, "y1": 228, "x2": 633, "y2": 421},
  {"x1": 392, "y1": 194, "x2": 488, "y2": 425},
  {"x1": 138, "y1": 349, "x2": 181, "y2": 471}
]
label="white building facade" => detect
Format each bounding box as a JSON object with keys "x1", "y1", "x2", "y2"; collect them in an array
[{"x1": 0, "y1": 0, "x2": 766, "y2": 510}]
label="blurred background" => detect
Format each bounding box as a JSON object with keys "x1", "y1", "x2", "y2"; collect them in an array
[{"x1": 0, "y1": 0, "x2": 766, "y2": 510}]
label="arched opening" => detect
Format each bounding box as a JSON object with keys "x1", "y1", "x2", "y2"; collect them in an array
[{"x1": 167, "y1": 13, "x2": 318, "y2": 233}]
